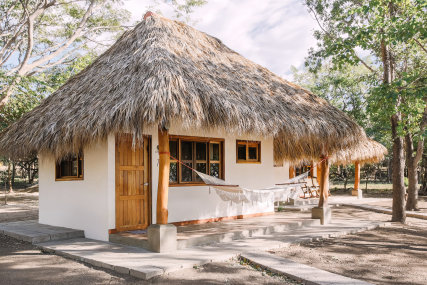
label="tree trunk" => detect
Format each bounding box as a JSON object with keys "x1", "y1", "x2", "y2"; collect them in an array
[
  {"x1": 365, "y1": 168, "x2": 369, "y2": 191},
  {"x1": 11, "y1": 162, "x2": 16, "y2": 185},
  {"x1": 343, "y1": 167, "x2": 348, "y2": 190},
  {"x1": 391, "y1": 114, "x2": 406, "y2": 222},
  {"x1": 405, "y1": 133, "x2": 419, "y2": 210},
  {"x1": 406, "y1": 163, "x2": 418, "y2": 210},
  {"x1": 7, "y1": 159, "x2": 13, "y2": 193}
]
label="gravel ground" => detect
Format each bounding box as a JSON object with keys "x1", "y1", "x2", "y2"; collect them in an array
[
  {"x1": 271, "y1": 207, "x2": 427, "y2": 285},
  {"x1": 0, "y1": 187, "x2": 39, "y2": 223},
  {"x1": 364, "y1": 196, "x2": 427, "y2": 214}
]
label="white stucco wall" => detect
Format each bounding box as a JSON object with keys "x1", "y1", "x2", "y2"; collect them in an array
[
  {"x1": 38, "y1": 125, "x2": 290, "y2": 241},
  {"x1": 39, "y1": 135, "x2": 115, "y2": 241}
]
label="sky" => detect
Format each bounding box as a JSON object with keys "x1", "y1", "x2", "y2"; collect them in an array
[{"x1": 125, "y1": 0, "x2": 319, "y2": 79}]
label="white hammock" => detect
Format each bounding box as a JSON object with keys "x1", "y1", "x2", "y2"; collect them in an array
[{"x1": 195, "y1": 170, "x2": 309, "y2": 204}]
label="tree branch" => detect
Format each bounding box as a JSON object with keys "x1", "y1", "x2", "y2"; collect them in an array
[
  {"x1": 307, "y1": 4, "x2": 376, "y2": 74},
  {"x1": 22, "y1": 0, "x2": 96, "y2": 74},
  {"x1": 413, "y1": 38, "x2": 427, "y2": 54}
]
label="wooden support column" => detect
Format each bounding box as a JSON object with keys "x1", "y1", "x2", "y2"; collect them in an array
[
  {"x1": 316, "y1": 163, "x2": 321, "y2": 184},
  {"x1": 352, "y1": 161, "x2": 362, "y2": 198},
  {"x1": 156, "y1": 126, "x2": 170, "y2": 224},
  {"x1": 289, "y1": 166, "x2": 295, "y2": 178},
  {"x1": 318, "y1": 157, "x2": 329, "y2": 208}
]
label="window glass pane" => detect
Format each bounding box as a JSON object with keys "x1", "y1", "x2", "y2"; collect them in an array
[
  {"x1": 196, "y1": 163, "x2": 207, "y2": 182},
  {"x1": 78, "y1": 157, "x2": 83, "y2": 177},
  {"x1": 60, "y1": 160, "x2": 70, "y2": 177},
  {"x1": 210, "y1": 143, "x2": 220, "y2": 161},
  {"x1": 181, "y1": 162, "x2": 193, "y2": 182},
  {"x1": 196, "y1": 142, "x2": 207, "y2": 161},
  {"x1": 181, "y1": 141, "x2": 193, "y2": 160},
  {"x1": 169, "y1": 140, "x2": 178, "y2": 158},
  {"x1": 210, "y1": 163, "x2": 220, "y2": 178},
  {"x1": 71, "y1": 156, "x2": 78, "y2": 176},
  {"x1": 237, "y1": 144, "x2": 246, "y2": 160},
  {"x1": 248, "y1": 146, "x2": 257, "y2": 160},
  {"x1": 169, "y1": 162, "x2": 177, "y2": 182}
]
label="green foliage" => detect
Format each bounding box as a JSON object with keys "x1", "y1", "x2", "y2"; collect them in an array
[
  {"x1": 0, "y1": 0, "x2": 130, "y2": 129},
  {"x1": 304, "y1": 0, "x2": 426, "y2": 146},
  {"x1": 291, "y1": 62, "x2": 371, "y2": 129},
  {"x1": 0, "y1": 53, "x2": 95, "y2": 132}
]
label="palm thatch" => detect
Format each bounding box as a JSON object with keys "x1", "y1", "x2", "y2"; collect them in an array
[
  {"x1": 329, "y1": 138, "x2": 388, "y2": 165},
  {"x1": 0, "y1": 12, "x2": 365, "y2": 162}
]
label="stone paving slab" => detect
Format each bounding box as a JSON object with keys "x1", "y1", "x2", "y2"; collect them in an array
[
  {"x1": 36, "y1": 219, "x2": 386, "y2": 280},
  {"x1": 241, "y1": 252, "x2": 373, "y2": 285},
  {"x1": 0, "y1": 220, "x2": 84, "y2": 243},
  {"x1": 37, "y1": 238, "x2": 238, "y2": 280}
]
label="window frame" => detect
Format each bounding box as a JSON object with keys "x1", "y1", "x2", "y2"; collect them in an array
[
  {"x1": 55, "y1": 153, "x2": 84, "y2": 181},
  {"x1": 295, "y1": 162, "x2": 313, "y2": 178},
  {"x1": 169, "y1": 135, "x2": 225, "y2": 187},
  {"x1": 236, "y1": 140, "x2": 261, "y2": 164}
]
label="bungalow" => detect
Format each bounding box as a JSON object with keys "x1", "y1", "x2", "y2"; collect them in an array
[{"x1": 0, "y1": 12, "x2": 374, "y2": 249}]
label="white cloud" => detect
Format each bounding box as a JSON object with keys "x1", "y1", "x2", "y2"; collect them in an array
[{"x1": 124, "y1": 0, "x2": 318, "y2": 79}]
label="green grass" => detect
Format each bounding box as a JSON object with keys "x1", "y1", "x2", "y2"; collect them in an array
[{"x1": 331, "y1": 180, "x2": 393, "y2": 191}]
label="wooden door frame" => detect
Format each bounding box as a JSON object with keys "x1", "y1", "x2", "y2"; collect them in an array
[{"x1": 114, "y1": 134, "x2": 152, "y2": 232}]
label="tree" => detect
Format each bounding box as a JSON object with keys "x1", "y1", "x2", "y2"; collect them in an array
[
  {"x1": 0, "y1": 0, "x2": 130, "y2": 107},
  {"x1": 0, "y1": 53, "x2": 95, "y2": 191},
  {"x1": 304, "y1": 0, "x2": 426, "y2": 223},
  {"x1": 291, "y1": 62, "x2": 371, "y2": 129}
]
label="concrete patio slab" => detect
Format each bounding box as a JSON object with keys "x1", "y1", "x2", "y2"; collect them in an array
[
  {"x1": 36, "y1": 218, "x2": 387, "y2": 280},
  {"x1": 0, "y1": 220, "x2": 84, "y2": 243},
  {"x1": 241, "y1": 252, "x2": 373, "y2": 285},
  {"x1": 111, "y1": 214, "x2": 321, "y2": 250}
]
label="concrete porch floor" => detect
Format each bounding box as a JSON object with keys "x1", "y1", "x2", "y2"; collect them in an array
[{"x1": 110, "y1": 212, "x2": 320, "y2": 249}]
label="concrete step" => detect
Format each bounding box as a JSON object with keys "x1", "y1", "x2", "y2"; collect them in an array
[
  {"x1": 289, "y1": 198, "x2": 319, "y2": 206},
  {"x1": 277, "y1": 205, "x2": 315, "y2": 212},
  {"x1": 109, "y1": 232, "x2": 149, "y2": 249},
  {"x1": 0, "y1": 220, "x2": 84, "y2": 244},
  {"x1": 109, "y1": 218, "x2": 321, "y2": 251}
]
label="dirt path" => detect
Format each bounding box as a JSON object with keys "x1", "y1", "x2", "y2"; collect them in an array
[
  {"x1": 364, "y1": 196, "x2": 427, "y2": 214},
  {"x1": 0, "y1": 189, "x2": 39, "y2": 223},
  {"x1": 271, "y1": 207, "x2": 427, "y2": 285}
]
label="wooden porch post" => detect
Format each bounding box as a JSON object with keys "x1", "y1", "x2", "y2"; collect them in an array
[
  {"x1": 157, "y1": 126, "x2": 170, "y2": 224},
  {"x1": 312, "y1": 156, "x2": 331, "y2": 224},
  {"x1": 318, "y1": 157, "x2": 329, "y2": 208},
  {"x1": 352, "y1": 161, "x2": 362, "y2": 198},
  {"x1": 289, "y1": 166, "x2": 295, "y2": 178},
  {"x1": 316, "y1": 162, "x2": 321, "y2": 184}
]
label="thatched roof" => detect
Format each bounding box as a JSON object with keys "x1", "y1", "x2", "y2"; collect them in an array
[
  {"x1": 330, "y1": 138, "x2": 388, "y2": 165},
  {"x1": 0, "y1": 12, "x2": 365, "y2": 162}
]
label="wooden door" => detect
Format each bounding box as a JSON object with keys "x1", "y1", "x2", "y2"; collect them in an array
[{"x1": 115, "y1": 134, "x2": 151, "y2": 232}]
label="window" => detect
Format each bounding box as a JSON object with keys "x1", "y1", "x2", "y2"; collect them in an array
[
  {"x1": 55, "y1": 153, "x2": 83, "y2": 180},
  {"x1": 236, "y1": 140, "x2": 261, "y2": 163},
  {"x1": 169, "y1": 136, "x2": 224, "y2": 185},
  {"x1": 295, "y1": 162, "x2": 313, "y2": 178}
]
